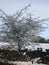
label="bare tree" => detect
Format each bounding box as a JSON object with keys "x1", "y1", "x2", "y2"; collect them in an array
[{"x1": 0, "y1": 4, "x2": 48, "y2": 50}]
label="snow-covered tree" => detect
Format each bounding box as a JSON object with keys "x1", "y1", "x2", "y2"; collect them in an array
[{"x1": 0, "y1": 4, "x2": 48, "y2": 50}]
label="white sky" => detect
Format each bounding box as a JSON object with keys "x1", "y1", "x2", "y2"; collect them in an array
[{"x1": 0, "y1": 0, "x2": 49, "y2": 39}]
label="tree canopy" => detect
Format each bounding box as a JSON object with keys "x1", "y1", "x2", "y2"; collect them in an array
[{"x1": 0, "y1": 4, "x2": 48, "y2": 50}]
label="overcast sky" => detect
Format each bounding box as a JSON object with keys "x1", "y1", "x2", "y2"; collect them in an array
[{"x1": 0, "y1": 0, "x2": 49, "y2": 39}]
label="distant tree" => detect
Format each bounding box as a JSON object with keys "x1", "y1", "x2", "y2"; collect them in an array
[
  {"x1": 0, "y1": 4, "x2": 48, "y2": 50},
  {"x1": 39, "y1": 37, "x2": 46, "y2": 43},
  {"x1": 46, "y1": 39, "x2": 49, "y2": 43}
]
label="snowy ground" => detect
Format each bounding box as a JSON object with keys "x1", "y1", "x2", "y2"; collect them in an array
[
  {"x1": 8, "y1": 57, "x2": 47, "y2": 65},
  {"x1": 25, "y1": 43, "x2": 49, "y2": 52},
  {"x1": 0, "y1": 42, "x2": 49, "y2": 51},
  {"x1": 9, "y1": 61, "x2": 47, "y2": 65},
  {"x1": 0, "y1": 43, "x2": 49, "y2": 65},
  {"x1": 0, "y1": 58, "x2": 47, "y2": 65}
]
